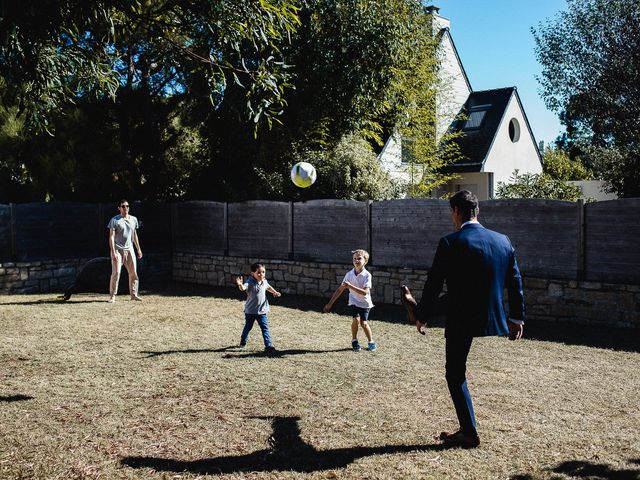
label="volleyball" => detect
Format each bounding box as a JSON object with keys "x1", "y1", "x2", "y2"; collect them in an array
[{"x1": 290, "y1": 162, "x2": 317, "y2": 188}]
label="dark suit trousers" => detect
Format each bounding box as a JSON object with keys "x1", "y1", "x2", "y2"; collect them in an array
[{"x1": 445, "y1": 336, "x2": 477, "y2": 435}]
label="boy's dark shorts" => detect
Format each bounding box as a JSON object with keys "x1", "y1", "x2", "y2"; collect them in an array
[{"x1": 350, "y1": 306, "x2": 371, "y2": 321}]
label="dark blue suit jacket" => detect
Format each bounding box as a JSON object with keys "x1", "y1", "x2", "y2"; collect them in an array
[{"x1": 415, "y1": 223, "x2": 525, "y2": 338}]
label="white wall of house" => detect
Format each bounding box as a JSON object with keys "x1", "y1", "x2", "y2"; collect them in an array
[
  {"x1": 569, "y1": 180, "x2": 618, "y2": 201},
  {"x1": 436, "y1": 30, "x2": 471, "y2": 139},
  {"x1": 440, "y1": 172, "x2": 492, "y2": 200},
  {"x1": 483, "y1": 93, "x2": 542, "y2": 192},
  {"x1": 378, "y1": 133, "x2": 411, "y2": 184}
]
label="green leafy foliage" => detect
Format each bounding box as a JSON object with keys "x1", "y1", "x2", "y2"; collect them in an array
[
  {"x1": 496, "y1": 170, "x2": 583, "y2": 201},
  {"x1": 542, "y1": 146, "x2": 592, "y2": 181},
  {"x1": 533, "y1": 0, "x2": 640, "y2": 197},
  {"x1": 0, "y1": 0, "x2": 457, "y2": 202}
]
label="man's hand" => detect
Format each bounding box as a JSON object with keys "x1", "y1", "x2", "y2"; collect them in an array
[
  {"x1": 508, "y1": 322, "x2": 523, "y2": 340},
  {"x1": 322, "y1": 304, "x2": 332, "y2": 313},
  {"x1": 137, "y1": 249, "x2": 143, "y2": 259}
]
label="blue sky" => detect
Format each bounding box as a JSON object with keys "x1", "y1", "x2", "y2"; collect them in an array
[{"x1": 433, "y1": 0, "x2": 567, "y2": 146}]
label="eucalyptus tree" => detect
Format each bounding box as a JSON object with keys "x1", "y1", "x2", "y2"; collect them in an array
[
  {"x1": 0, "y1": 0, "x2": 300, "y2": 200},
  {"x1": 533, "y1": 0, "x2": 640, "y2": 197}
]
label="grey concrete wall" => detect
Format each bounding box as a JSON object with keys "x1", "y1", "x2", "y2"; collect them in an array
[
  {"x1": 480, "y1": 199, "x2": 580, "y2": 280},
  {"x1": 584, "y1": 199, "x2": 640, "y2": 284},
  {"x1": 228, "y1": 201, "x2": 290, "y2": 259},
  {"x1": 372, "y1": 199, "x2": 451, "y2": 268},
  {"x1": 292, "y1": 200, "x2": 370, "y2": 264},
  {"x1": 171, "y1": 201, "x2": 226, "y2": 255}
]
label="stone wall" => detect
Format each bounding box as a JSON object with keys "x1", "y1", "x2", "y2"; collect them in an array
[
  {"x1": 0, "y1": 255, "x2": 172, "y2": 294},
  {"x1": 0, "y1": 258, "x2": 88, "y2": 294},
  {"x1": 173, "y1": 253, "x2": 640, "y2": 329}
]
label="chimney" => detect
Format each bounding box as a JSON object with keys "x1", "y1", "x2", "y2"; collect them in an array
[
  {"x1": 425, "y1": 5, "x2": 440, "y2": 15},
  {"x1": 425, "y1": 4, "x2": 450, "y2": 31}
]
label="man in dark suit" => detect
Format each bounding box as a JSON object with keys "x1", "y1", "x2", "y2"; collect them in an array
[{"x1": 402, "y1": 190, "x2": 525, "y2": 448}]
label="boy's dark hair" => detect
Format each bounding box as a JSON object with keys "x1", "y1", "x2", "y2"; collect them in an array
[
  {"x1": 250, "y1": 262, "x2": 265, "y2": 272},
  {"x1": 449, "y1": 190, "x2": 479, "y2": 219}
]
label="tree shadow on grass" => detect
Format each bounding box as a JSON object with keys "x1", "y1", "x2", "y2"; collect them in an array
[
  {"x1": 121, "y1": 415, "x2": 445, "y2": 475},
  {"x1": 139, "y1": 346, "x2": 352, "y2": 359},
  {"x1": 550, "y1": 459, "x2": 640, "y2": 480},
  {"x1": 510, "y1": 459, "x2": 640, "y2": 480},
  {"x1": 0, "y1": 394, "x2": 33, "y2": 402},
  {"x1": 524, "y1": 321, "x2": 640, "y2": 353}
]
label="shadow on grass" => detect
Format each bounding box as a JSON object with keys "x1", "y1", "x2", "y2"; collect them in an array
[
  {"x1": 0, "y1": 395, "x2": 33, "y2": 402},
  {"x1": 510, "y1": 459, "x2": 640, "y2": 480},
  {"x1": 222, "y1": 347, "x2": 353, "y2": 359},
  {"x1": 121, "y1": 415, "x2": 445, "y2": 475},
  {"x1": 139, "y1": 346, "x2": 352, "y2": 359},
  {"x1": 550, "y1": 459, "x2": 640, "y2": 479},
  {"x1": 524, "y1": 321, "x2": 640, "y2": 353},
  {"x1": 0, "y1": 297, "x2": 107, "y2": 305}
]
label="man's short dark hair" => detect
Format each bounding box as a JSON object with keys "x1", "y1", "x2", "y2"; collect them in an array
[
  {"x1": 118, "y1": 199, "x2": 129, "y2": 207},
  {"x1": 450, "y1": 190, "x2": 479, "y2": 219}
]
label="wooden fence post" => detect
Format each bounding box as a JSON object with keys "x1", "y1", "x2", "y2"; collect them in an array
[
  {"x1": 577, "y1": 199, "x2": 585, "y2": 281},
  {"x1": 10, "y1": 202, "x2": 17, "y2": 260}
]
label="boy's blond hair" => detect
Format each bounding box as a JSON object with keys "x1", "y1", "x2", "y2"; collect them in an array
[{"x1": 351, "y1": 249, "x2": 369, "y2": 263}]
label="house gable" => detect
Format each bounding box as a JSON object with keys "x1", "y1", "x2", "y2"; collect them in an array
[
  {"x1": 436, "y1": 28, "x2": 472, "y2": 138},
  {"x1": 483, "y1": 89, "x2": 543, "y2": 186}
]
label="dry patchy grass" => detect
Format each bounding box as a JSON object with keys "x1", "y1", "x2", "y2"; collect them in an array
[{"x1": 1, "y1": 285, "x2": 639, "y2": 479}]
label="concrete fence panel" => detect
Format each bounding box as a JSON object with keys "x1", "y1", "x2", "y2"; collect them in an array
[
  {"x1": 371, "y1": 199, "x2": 452, "y2": 268},
  {"x1": 480, "y1": 199, "x2": 580, "y2": 279},
  {"x1": 0, "y1": 204, "x2": 11, "y2": 261},
  {"x1": 228, "y1": 201, "x2": 291, "y2": 259},
  {"x1": 14, "y1": 202, "x2": 100, "y2": 260},
  {"x1": 129, "y1": 202, "x2": 172, "y2": 254},
  {"x1": 293, "y1": 200, "x2": 369, "y2": 264},
  {"x1": 585, "y1": 199, "x2": 640, "y2": 283},
  {"x1": 172, "y1": 201, "x2": 226, "y2": 255}
]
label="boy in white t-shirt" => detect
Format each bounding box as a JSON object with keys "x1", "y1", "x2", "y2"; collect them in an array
[{"x1": 323, "y1": 249, "x2": 376, "y2": 352}]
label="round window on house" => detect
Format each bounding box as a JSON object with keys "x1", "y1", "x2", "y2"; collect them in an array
[{"x1": 508, "y1": 118, "x2": 520, "y2": 142}]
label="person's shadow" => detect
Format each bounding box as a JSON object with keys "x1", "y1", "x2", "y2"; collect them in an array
[
  {"x1": 0, "y1": 394, "x2": 33, "y2": 402},
  {"x1": 121, "y1": 415, "x2": 445, "y2": 475},
  {"x1": 139, "y1": 346, "x2": 352, "y2": 359}
]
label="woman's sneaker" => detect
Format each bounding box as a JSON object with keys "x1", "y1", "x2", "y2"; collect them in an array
[{"x1": 351, "y1": 340, "x2": 361, "y2": 352}]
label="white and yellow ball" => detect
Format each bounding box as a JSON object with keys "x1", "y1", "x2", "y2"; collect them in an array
[{"x1": 290, "y1": 162, "x2": 317, "y2": 188}]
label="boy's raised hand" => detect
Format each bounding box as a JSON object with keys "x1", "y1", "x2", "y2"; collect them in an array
[{"x1": 235, "y1": 276, "x2": 243, "y2": 286}]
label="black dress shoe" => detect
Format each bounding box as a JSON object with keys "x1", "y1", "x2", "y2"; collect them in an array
[{"x1": 439, "y1": 430, "x2": 480, "y2": 448}]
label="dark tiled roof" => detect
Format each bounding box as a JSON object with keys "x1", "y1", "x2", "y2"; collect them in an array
[{"x1": 444, "y1": 87, "x2": 515, "y2": 173}]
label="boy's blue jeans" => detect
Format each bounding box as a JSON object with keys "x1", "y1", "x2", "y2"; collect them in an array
[{"x1": 241, "y1": 314, "x2": 273, "y2": 348}]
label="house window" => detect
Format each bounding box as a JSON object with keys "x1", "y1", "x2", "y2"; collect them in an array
[
  {"x1": 509, "y1": 118, "x2": 520, "y2": 142},
  {"x1": 462, "y1": 104, "x2": 491, "y2": 130}
]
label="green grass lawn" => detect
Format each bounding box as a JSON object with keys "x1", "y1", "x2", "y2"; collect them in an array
[{"x1": 1, "y1": 284, "x2": 639, "y2": 479}]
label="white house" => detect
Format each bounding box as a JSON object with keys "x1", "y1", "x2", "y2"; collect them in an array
[{"x1": 379, "y1": 5, "x2": 542, "y2": 200}]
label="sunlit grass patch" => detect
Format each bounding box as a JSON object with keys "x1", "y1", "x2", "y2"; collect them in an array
[{"x1": 1, "y1": 286, "x2": 638, "y2": 479}]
